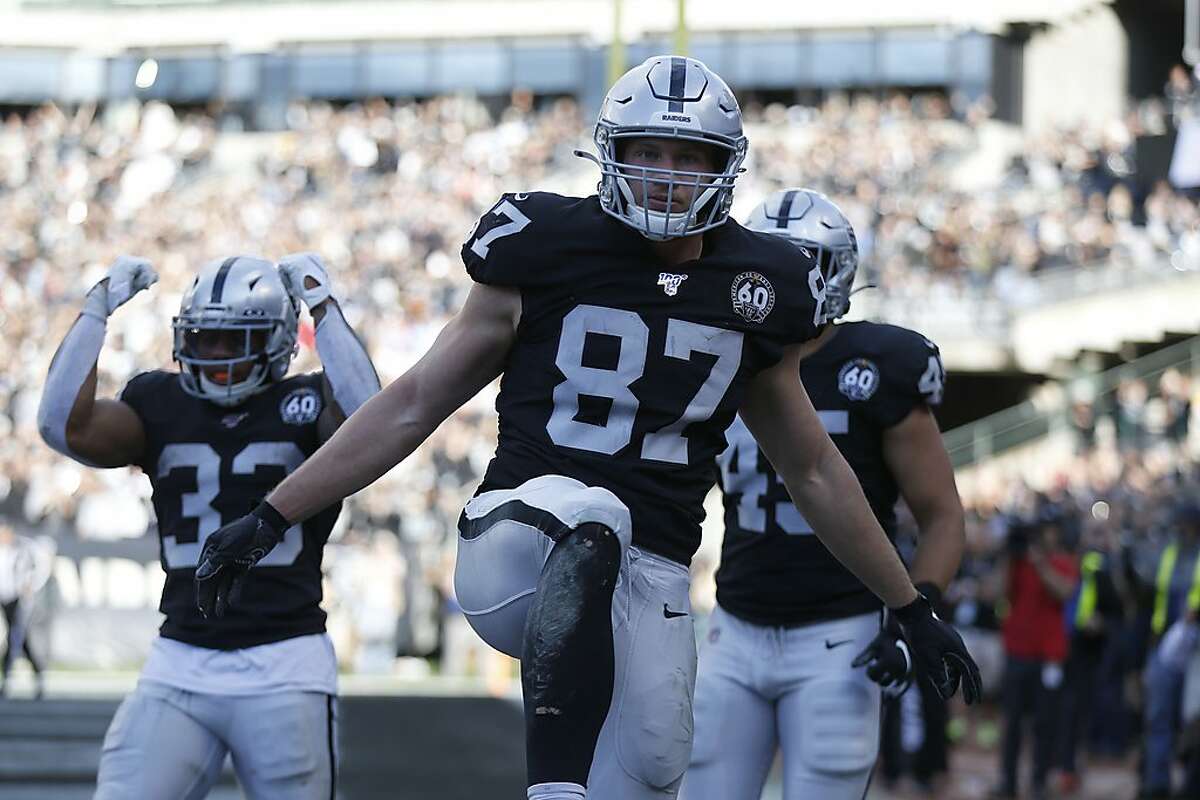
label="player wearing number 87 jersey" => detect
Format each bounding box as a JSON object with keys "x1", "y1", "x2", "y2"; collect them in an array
[
  {"x1": 36, "y1": 253, "x2": 380, "y2": 799},
  {"x1": 682, "y1": 189, "x2": 971, "y2": 800},
  {"x1": 197, "y1": 56, "x2": 975, "y2": 800}
]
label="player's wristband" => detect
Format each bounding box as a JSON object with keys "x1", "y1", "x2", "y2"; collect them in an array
[
  {"x1": 253, "y1": 500, "x2": 291, "y2": 542},
  {"x1": 914, "y1": 581, "x2": 943, "y2": 608},
  {"x1": 891, "y1": 592, "x2": 933, "y2": 625}
]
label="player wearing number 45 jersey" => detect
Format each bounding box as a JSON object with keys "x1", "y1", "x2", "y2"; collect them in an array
[
  {"x1": 197, "y1": 56, "x2": 979, "y2": 800},
  {"x1": 682, "y1": 190, "x2": 968, "y2": 800},
  {"x1": 37, "y1": 253, "x2": 380, "y2": 799}
]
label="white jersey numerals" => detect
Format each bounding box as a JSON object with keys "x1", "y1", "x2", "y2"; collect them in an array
[
  {"x1": 717, "y1": 412, "x2": 848, "y2": 535},
  {"x1": 547, "y1": 304, "x2": 744, "y2": 465},
  {"x1": 917, "y1": 355, "x2": 945, "y2": 404},
  {"x1": 158, "y1": 442, "x2": 306, "y2": 569},
  {"x1": 469, "y1": 200, "x2": 531, "y2": 259}
]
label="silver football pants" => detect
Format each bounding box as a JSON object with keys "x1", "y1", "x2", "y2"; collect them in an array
[
  {"x1": 94, "y1": 681, "x2": 337, "y2": 800},
  {"x1": 456, "y1": 475, "x2": 697, "y2": 799},
  {"x1": 681, "y1": 605, "x2": 881, "y2": 800}
]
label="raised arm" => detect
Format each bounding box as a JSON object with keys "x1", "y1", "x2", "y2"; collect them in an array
[
  {"x1": 276, "y1": 252, "x2": 382, "y2": 437},
  {"x1": 37, "y1": 257, "x2": 155, "y2": 468}
]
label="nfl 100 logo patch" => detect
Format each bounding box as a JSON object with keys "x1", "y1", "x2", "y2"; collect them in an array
[
  {"x1": 838, "y1": 358, "x2": 880, "y2": 401},
  {"x1": 657, "y1": 272, "x2": 688, "y2": 296},
  {"x1": 280, "y1": 387, "x2": 322, "y2": 425},
  {"x1": 730, "y1": 271, "x2": 775, "y2": 323}
]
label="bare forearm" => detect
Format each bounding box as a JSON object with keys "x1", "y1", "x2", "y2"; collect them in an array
[
  {"x1": 267, "y1": 377, "x2": 435, "y2": 524},
  {"x1": 909, "y1": 508, "x2": 966, "y2": 592},
  {"x1": 783, "y1": 441, "x2": 918, "y2": 608}
]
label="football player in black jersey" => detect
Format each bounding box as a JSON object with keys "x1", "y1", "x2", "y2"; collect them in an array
[
  {"x1": 681, "y1": 189, "x2": 968, "y2": 800},
  {"x1": 198, "y1": 57, "x2": 979, "y2": 800},
  {"x1": 36, "y1": 252, "x2": 380, "y2": 799}
]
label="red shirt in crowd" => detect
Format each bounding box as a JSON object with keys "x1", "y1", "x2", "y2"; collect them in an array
[{"x1": 1002, "y1": 552, "x2": 1079, "y2": 662}]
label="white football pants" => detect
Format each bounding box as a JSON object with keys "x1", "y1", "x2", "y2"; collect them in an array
[
  {"x1": 680, "y1": 605, "x2": 881, "y2": 800},
  {"x1": 456, "y1": 475, "x2": 697, "y2": 800},
  {"x1": 94, "y1": 681, "x2": 337, "y2": 800}
]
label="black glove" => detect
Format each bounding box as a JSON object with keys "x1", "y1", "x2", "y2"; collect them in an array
[
  {"x1": 852, "y1": 609, "x2": 913, "y2": 698},
  {"x1": 195, "y1": 501, "x2": 290, "y2": 619},
  {"x1": 891, "y1": 591, "x2": 983, "y2": 704}
]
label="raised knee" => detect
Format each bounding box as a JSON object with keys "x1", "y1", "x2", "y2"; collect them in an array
[{"x1": 523, "y1": 524, "x2": 621, "y2": 711}]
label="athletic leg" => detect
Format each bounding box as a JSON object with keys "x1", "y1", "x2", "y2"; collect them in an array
[
  {"x1": 680, "y1": 605, "x2": 777, "y2": 800},
  {"x1": 94, "y1": 682, "x2": 228, "y2": 800},
  {"x1": 228, "y1": 691, "x2": 337, "y2": 800},
  {"x1": 777, "y1": 613, "x2": 881, "y2": 800},
  {"x1": 588, "y1": 548, "x2": 697, "y2": 800}
]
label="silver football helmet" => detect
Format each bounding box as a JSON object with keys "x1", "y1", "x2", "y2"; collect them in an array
[
  {"x1": 578, "y1": 55, "x2": 748, "y2": 240},
  {"x1": 745, "y1": 188, "x2": 860, "y2": 320},
  {"x1": 172, "y1": 256, "x2": 299, "y2": 407}
]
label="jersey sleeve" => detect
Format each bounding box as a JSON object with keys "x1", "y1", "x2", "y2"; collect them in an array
[
  {"x1": 461, "y1": 192, "x2": 543, "y2": 287},
  {"x1": 119, "y1": 370, "x2": 170, "y2": 418},
  {"x1": 766, "y1": 236, "x2": 825, "y2": 347},
  {"x1": 119, "y1": 370, "x2": 173, "y2": 469},
  {"x1": 872, "y1": 329, "x2": 946, "y2": 428}
]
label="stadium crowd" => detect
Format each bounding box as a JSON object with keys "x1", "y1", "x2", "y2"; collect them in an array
[{"x1": 1, "y1": 82, "x2": 1199, "y2": 793}]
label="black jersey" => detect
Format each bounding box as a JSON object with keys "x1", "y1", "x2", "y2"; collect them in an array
[
  {"x1": 462, "y1": 192, "x2": 824, "y2": 565},
  {"x1": 715, "y1": 320, "x2": 946, "y2": 626},
  {"x1": 121, "y1": 370, "x2": 341, "y2": 650}
]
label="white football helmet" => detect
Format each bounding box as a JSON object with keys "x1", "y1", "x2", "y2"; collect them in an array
[
  {"x1": 172, "y1": 256, "x2": 299, "y2": 407},
  {"x1": 578, "y1": 55, "x2": 748, "y2": 240},
  {"x1": 745, "y1": 188, "x2": 860, "y2": 320}
]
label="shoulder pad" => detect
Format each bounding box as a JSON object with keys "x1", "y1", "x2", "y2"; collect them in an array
[
  {"x1": 872, "y1": 324, "x2": 945, "y2": 408},
  {"x1": 461, "y1": 192, "x2": 583, "y2": 288}
]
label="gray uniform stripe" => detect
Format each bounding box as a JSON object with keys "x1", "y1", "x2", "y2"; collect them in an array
[
  {"x1": 668, "y1": 57, "x2": 687, "y2": 113},
  {"x1": 776, "y1": 190, "x2": 799, "y2": 228},
  {"x1": 210, "y1": 257, "x2": 238, "y2": 303}
]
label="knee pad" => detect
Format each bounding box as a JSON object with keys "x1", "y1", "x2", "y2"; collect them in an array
[
  {"x1": 456, "y1": 476, "x2": 633, "y2": 659},
  {"x1": 793, "y1": 679, "x2": 880, "y2": 776},
  {"x1": 523, "y1": 523, "x2": 622, "y2": 708}
]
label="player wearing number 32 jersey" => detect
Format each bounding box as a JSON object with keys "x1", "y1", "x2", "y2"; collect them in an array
[
  {"x1": 196, "y1": 56, "x2": 979, "y2": 800},
  {"x1": 36, "y1": 252, "x2": 380, "y2": 799}
]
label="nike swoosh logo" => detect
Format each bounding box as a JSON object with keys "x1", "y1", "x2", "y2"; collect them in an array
[
  {"x1": 825, "y1": 639, "x2": 853, "y2": 650},
  {"x1": 663, "y1": 604, "x2": 688, "y2": 619}
]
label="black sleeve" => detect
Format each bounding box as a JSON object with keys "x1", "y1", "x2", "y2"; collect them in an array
[
  {"x1": 461, "y1": 192, "x2": 542, "y2": 288},
  {"x1": 750, "y1": 234, "x2": 824, "y2": 348},
  {"x1": 872, "y1": 329, "x2": 946, "y2": 428},
  {"x1": 119, "y1": 371, "x2": 172, "y2": 470},
  {"x1": 119, "y1": 371, "x2": 168, "y2": 418}
]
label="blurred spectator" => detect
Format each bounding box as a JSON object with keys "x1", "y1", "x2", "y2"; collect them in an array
[
  {"x1": 1140, "y1": 500, "x2": 1200, "y2": 799},
  {"x1": 1161, "y1": 369, "x2": 1193, "y2": 448},
  {"x1": 0, "y1": 524, "x2": 53, "y2": 698},
  {"x1": 1056, "y1": 520, "x2": 1125, "y2": 793},
  {"x1": 992, "y1": 510, "x2": 1079, "y2": 800}
]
